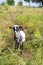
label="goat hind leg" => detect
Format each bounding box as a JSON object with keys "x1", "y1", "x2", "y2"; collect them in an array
[{"x1": 20, "y1": 42, "x2": 23, "y2": 54}]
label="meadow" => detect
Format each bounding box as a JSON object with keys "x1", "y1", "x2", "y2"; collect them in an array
[{"x1": 0, "y1": 5, "x2": 43, "y2": 65}]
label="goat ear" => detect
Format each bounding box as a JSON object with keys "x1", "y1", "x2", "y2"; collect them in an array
[
  {"x1": 19, "y1": 26, "x2": 24, "y2": 30},
  {"x1": 9, "y1": 27, "x2": 12, "y2": 28}
]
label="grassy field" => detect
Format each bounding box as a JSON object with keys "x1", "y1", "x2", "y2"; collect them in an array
[{"x1": 0, "y1": 5, "x2": 43, "y2": 65}]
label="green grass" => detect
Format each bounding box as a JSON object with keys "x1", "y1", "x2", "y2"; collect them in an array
[
  {"x1": 0, "y1": 5, "x2": 43, "y2": 65},
  {"x1": 0, "y1": 54, "x2": 26, "y2": 65}
]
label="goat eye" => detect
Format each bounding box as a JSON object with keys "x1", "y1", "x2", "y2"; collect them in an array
[{"x1": 16, "y1": 27, "x2": 19, "y2": 30}]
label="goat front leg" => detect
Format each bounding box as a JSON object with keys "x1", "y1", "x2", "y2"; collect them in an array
[{"x1": 15, "y1": 40, "x2": 19, "y2": 49}]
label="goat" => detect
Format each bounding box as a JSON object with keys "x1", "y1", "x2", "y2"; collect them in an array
[{"x1": 9, "y1": 25, "x2": 25, "y2": 54}]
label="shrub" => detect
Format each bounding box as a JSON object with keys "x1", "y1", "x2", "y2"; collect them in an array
[{"x1": 18, "y1": 1, "x2": 23, "y2": 6}]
